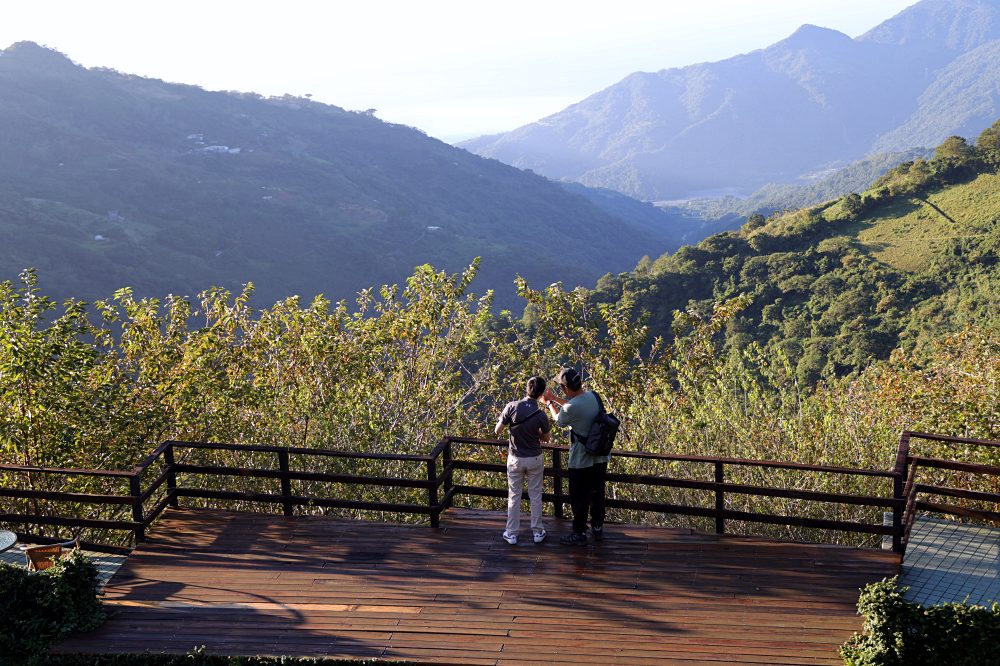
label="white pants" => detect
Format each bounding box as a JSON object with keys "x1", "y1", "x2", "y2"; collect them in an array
[{"x1": 506, "y1": 453, "x2": 545, "y2": 536}]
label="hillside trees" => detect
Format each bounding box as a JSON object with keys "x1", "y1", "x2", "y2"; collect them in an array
[{"x1": 0, "y1": 260, "x2": 997, "y2": 545}]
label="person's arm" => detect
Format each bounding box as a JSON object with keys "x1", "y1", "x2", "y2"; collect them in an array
[
  {"x1": 495, "y1": 404, "x2": 511, "y2": 437},
  {"x1": 538, "y1": 415, "x2": 552, "y2": 443},
  {"x1": 540, "y1": 389, "x2": 565, "y2": 419},
  {"x1": 495, "y1": 406, "x2": 513, "y2": 459}
]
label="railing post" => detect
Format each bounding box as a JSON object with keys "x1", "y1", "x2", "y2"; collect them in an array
[
  {"x1": 442, "y1": 439, "x2": 453, "y2": 510},
  {"x1": 164, "y1": 442, "x2": 178, "y2": 508},
  {"x1": 277, "y1": 449, "x2": 293, "y2": 517},
  {"x1": 891, "y1": 431, "x2": 911, "y2": 555},
  {"x1": 892, "y1": 473, "x2": 903, "y2": 554},
  {"x1": 129, "y1": 473, "x2": 146, "y2": 543},
  {"x1": 427, "y1": 457, "x2": 439, "y2": 528},
  {"x1": 553, "y1": 448, "x2": 564, "y2": 519},
  {"x1": 714, "y1": 462, "x2": 725, "y2": 534}
]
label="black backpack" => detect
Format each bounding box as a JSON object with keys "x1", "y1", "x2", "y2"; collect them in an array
[{"x1": 578, "y1": 392, "x2": 619, "y2": 456}]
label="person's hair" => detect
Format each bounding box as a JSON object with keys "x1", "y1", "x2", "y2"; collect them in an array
[
  {"x1": 558, "y1": 367, "x2": 583, "y2": 391},
  {"x1": 526, "y1": 376, "x2": 546, "y2": 399}
]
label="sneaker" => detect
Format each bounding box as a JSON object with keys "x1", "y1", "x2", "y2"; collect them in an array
[
  {"x1": 560, "y1": 532, "x2": 588, "y2": 546},
  {"x1": 533, "y1": 530, "x2": 547, "y2": 544},
  {"x1": 591, "y1": 526, "x2": 604, "y2": 541},
  {"x1": 502, "y1": 531, "x2": 517, "y2": 545}
]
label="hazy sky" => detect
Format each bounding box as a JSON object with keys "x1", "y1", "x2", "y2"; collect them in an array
[{"x1": 2, "y1": 1, "x2": 917, "y2": 142}]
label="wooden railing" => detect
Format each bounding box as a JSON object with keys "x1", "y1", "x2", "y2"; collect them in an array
[
  {"x1": 898, "y1": 431, "x2": 1000, "y2": 555},
  {"x1": 1, "y1": 434, "x2": 919, "y2": 554},
  {"x1": 446, "y1": 436, "x2": 903, "y2": 548},
  {"x1": 7, "y1": 431, "x2": 998, "y2": 557}
]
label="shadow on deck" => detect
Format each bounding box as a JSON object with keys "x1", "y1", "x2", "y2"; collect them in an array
[{"x1": 55, "y1": 507, "x2": 900, "y2": 665}]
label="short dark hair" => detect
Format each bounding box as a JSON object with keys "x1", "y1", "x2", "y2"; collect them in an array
[
  {"x1": 555, "y1": 367, "x2": 582, "y2": 391},
  {"x1": 526, "y1": 376, "x2": 546, "y2": 399}
]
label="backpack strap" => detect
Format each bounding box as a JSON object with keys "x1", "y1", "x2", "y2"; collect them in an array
[
  {"x1": 568, "y1": 392, "x2": 604, "y2": 446},
  {"x1": 512, "y1": 408, "x2": 543, "y2": 430},
  {"x1": 592, "y1": 391, "x2": 606, "y2": 415}
]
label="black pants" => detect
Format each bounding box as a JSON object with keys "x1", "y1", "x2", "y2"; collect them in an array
[{"x1": 568, "y1": 462, "x2": 607, "y2": 534}]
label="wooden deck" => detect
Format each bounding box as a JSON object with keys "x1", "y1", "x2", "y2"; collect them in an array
[{"x1": 56, "y1": 507, "x2": 899, "y2": 665}]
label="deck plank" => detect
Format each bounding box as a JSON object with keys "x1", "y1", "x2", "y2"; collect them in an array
[{"x1": 55, "y1": 507, "x2": 899, "y2": 664}]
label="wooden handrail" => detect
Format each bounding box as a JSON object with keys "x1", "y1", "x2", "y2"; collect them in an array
[
  {"x1": 171, "y1": 463, "x2": 435, "y2": 488},
  {"x1": 0, "y1": 487, "x2": 133, "y2": 505},
  {"x1": 907, "y1": 456, "x2": 1000, "y2": 476},
  {"x1": 0, "y1": 463, "x2": 134, "y2": 478},
  {"x1": 173, "y1": 440, "x2": 434, "y2": 462},
  {"x1": 897, "y1": 432, "x2": 1000, "y2": 556},
  {"x1": 907, "y1": 431, "x2": 1000, "y2": 448},
  {"x1": 19, "y1": 429, "x2": 1000, "y2": 556},
  {"x1": 447, "y1": 436, "x2": 898, "y2": 477}
]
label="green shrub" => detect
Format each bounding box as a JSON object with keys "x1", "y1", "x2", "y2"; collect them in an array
[
  {"x1": 0, "y1": 550, "x2": 104, "y2": 665},
  {"x1": 841, "y1": 577, "x2": 1000, "y2": 665}
]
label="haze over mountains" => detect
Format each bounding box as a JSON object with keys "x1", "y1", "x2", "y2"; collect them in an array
[
  {"x1": 0, "y1": 42, "x2": 696, "y2": 307},
  {"x1": 463, "y1": 0, "x2": 1000, "y2": 201}
]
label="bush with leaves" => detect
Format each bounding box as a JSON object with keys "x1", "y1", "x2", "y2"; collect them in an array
[
  {"x1": 0, "y1": 550, "x2": 104, "y2": 665},
  {"x1": 841, "y1": 577, "x2": 1000, "y2": 666}
]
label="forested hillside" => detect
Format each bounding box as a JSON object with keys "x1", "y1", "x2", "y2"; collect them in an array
[
  {"x1": 593, "y1": 126, "x2": 1000, "y2": 384},
  {"x1": 0, "y1": 42, "x2": 688, "y2": 309}
]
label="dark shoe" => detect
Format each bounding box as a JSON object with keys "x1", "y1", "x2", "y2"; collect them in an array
[
  {"x1": 560, "y1": 532, "x2": 588, "y2": 546},
  {"x1": 591, "y1": 526, "x2": 604, "y2": 541}
]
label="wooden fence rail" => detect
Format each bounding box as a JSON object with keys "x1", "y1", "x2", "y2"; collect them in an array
[
  {"x1": 899, "y1": 431, "x2": 1000, "y2": 554},
  {"x1": 2, "y1": 430, "x2": 998, "y2": 557}
]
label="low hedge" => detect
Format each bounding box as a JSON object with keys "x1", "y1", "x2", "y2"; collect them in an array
[
  {"x1": 841, "y1": 577, "x2": 1000, "y2": 665},
  {"x1": 0, "y1": 550, "x2": 105, "y2": 665}
]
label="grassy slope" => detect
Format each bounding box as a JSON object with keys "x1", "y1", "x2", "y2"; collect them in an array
[{"x1": 849, "y1": 173, "x2": 1000, "y2": 271}]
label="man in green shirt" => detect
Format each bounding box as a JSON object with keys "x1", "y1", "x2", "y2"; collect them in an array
[{"x1": 540, "y1": 367, "x2": 609, "y2": 545}]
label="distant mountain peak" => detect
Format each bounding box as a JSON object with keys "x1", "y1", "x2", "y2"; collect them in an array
[
  {"x1": 788, "y1": 24, "x2": 850, "y2": 42},
  {"x1": 766, "y1": 24, "x2": 854, "y2": 54},
  {"x1": 1, "y1": 41, "x2": 78, "y2": 73}
]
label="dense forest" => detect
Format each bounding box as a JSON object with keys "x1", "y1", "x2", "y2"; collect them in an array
[{"x1": 595, "y1": 123, "x2": 1000, "y2": 385}]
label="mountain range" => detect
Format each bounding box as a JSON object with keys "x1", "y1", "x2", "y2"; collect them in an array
[
  {"x1": 0, "y1": 42, "x2": 696, "y2": 308},
  {"x1": 462, "y1": 0, "x2": 1000, "y2": 201}
]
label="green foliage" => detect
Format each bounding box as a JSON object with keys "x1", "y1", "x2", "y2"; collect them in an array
[
  {"x1": 1, "y1": 258, "x2": 998, "y2": 546},
  {"x1": 841, "y1": 578, "x2": 1000, "y2": 666},
  {"x1": 0, "y1": 551, "x2": 105, "y2": 665},
  {"x1": 612, "y1": 129, "x2": 1000, "y2": 386}
]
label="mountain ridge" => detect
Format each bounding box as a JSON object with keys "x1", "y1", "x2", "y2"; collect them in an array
[
  {"x1": 0, "y1": 41, "x2": 691, "y2": 308},
  {"x1": 462, "y1": 0, "x2": 1000, "y2": 201}
]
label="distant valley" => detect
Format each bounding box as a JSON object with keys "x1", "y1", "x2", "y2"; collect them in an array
[{"x1": 0, "y1": 42, "x2": 699, "y2": 308}]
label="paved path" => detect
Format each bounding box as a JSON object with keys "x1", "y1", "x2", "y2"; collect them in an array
[
  {"x1": 900, "y1": 517, "x2": 1000, "y2": 607},
  {"x1": 56, "y1": 507, "x2": 899, "y2": 665}
]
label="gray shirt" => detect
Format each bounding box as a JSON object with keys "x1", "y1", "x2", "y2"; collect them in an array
[
  {"x1": 556, "y1": 391, "x2": 610, "y2": 469},
  {"x1": 497, "y1": 398, "x2": 550, "y2": 457}
]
